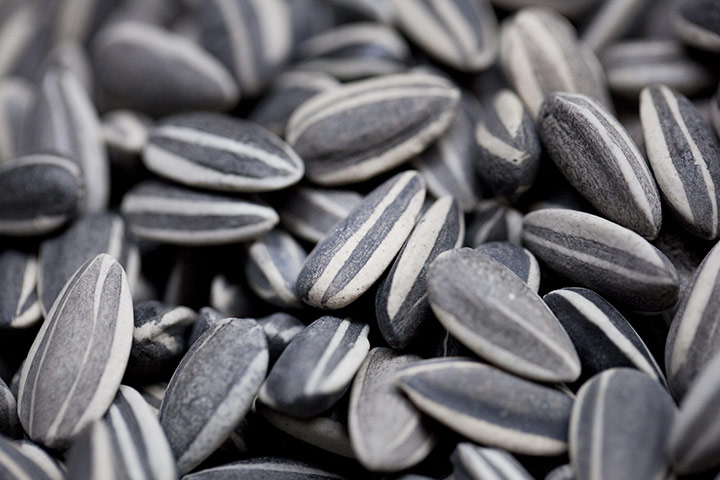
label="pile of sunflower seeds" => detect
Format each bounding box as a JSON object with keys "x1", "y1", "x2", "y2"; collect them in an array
[{"x1": 2, "y1": 0, "x2": 720, "y2": 478}]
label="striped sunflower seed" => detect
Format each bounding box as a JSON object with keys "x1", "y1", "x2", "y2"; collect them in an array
[
  {"x1": 183, "y1": 457, "x2": 344, "y2": 480},
  {"x1": 258, "y1": 316, "x2": 369, "y2": 417},
  {"x1": 296, "y1": 171, "x2": 425, "y2": 310},
  {"x1": 569, "y1": 368, "x2": 676, "y2": 480},
  {"x1": 580, "y1": 0, "x2": 650, "y2": 53},
  {"x1": 499, "y1": 7, "x2": 611, "y2": 118},
  {"x1": 475, "y1": 241, "x2": 541, "y2": 293},
  {"x1": 396, "y1": 358, "x2": 573, "y2": 455},
  {"x1": 144, "y1": 112, "x2": 304, "y2": 193},
  {"x1": 640, "y1": 84, "x2": 720, "y2": 240},
  {"x1": 673, "y1": 0, "x2": 720, "y2": 53},
  {"x1": 92, "y1": 21, "x2": 239, "y2": 115},
  {"x1": 257, "y1": 312, "x2": 305, "y2": 366},
  {"x1": 140, "y1": 381, "x2": 167, "y2": 417},
  {"x1": 0, "y1": 250, "x2": 41, "y2": 329},
  {"x1": 121, "y1": 180, "x2": 279, "y2": 246},
  {"x1": 376, "y1": 196, "x2": 464, "y2": 350},
  {"x1": 451, "y1": 443, "x2": 533, "y2": 480},
  {"x1": 545, "y1": 464, "x2": 574, "y2": 480},
  {"x1": 187, "y1": 306, "x2": 223, "y2": 348},
  {"x1": 0, "y1": 436, "x2": 64, "y2": 480},
  {"x1": 427, "y1": 248, "x2": 580, "y2": 382},
  {"x1": 0, "y1": 377, "x2": 20, "y2": 439},
  {"x1": 0, "y1": 1, "x2": 43, "y2": 79},
  {"x1": 65, "y1": 385, "x2": 177, "y2": 480},
  {"x1": 543, "y1": 288, "x2": 666, "y2": 385},
  {"x1": 18, "y1": 253, "x2": 134, "y2": 449},
  {"x1": 39, "y1": 41, "x2": 93, "y2": 94},
  {"x1": 0, "y1": 78, "x2": 34, "y2": 163},
  {"x1": 159, "y1": 317, "x2": 268, "y2": 475},
  {"x1": 102, "y1": 109, "x2": 151, "y2": 160},
  {"x1": 349, "y1": 348, "x2": 435, "y2": 472},
  {"x1": 0, "y1": 154, "x2": 82, "y2": 235},
  {"x1": 523, "y1": 209, "x2": 680, "y2": 312},
  {"x1": 539, "y1": 92, "x2": 662, "y2": 239},
  {"x1": 286, "y1": 73, "x2": 460, "y2": 185},
  {"x1": 465, "y1": 199, "x2": 523, "y2": 247}
]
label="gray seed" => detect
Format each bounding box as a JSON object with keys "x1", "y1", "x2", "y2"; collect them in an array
[
  {"x1": 144, "y1": 112, "x2": 304, "y2": 193},
  {"x1": 466, "y1": 199, "x2": 523, "y2": 247},
  {"x1": 569, "y1": 368, "x2": 676, "y2": 480},
  {"x1": 39, "y1": 41, "x2": 93, "y2": 94},
  {"x1": 673, "y1": 0, "x2": 720, "y2": 53},
  {"x1": 397, "y1": 358, "x2": 573, "y2": 456},
  {"x1": 580, "y1": 0, "x2": 650, "y2": 53},
  {"x1": 0, "y1": 377, "x2": 20, "y2": 438},
  {"x1": 257, "y1": 312, "x2": 305, "y2": 365},
  {"x1": 376, "y1": 196, "x2": 464, "y2": 349},
  {"x1": 209, "y1": 274, "x2": 259, "y2": 318},
  {"x1": 475, "y1": 241, "x2": 541, "y2": 293},
  {"x1": 121, "y1": 180, "x2": 279, "y2": 246},
  {"x1": 0, "y1": 78, "x2": 34, "y2": 163},
  {"x1": 258, "y1": 316, "x2": 369, "y2": 417},
  {"x1": 286, "y1": 73, "x2": 459, "y2": 186},
  {"x1": 349, "y1": 348, "x2": 435, "y2": 472},
  {"x1": 296, "y1": 171, "x2": 425, "y2": 310},
  {"x1": 545, "y1": 464, "x2": 575, "y2": 480},
  {"x1": 0, "y1": 250, "x2": 41, "y2": 329},
  {"x1": 159, "y1": 317, "x2": 268, "y2": 475},
  {"x1": 18, "y1": 253, "x2": 134, "y2": 449},
  {"x1": 523, "y1": 209, "x2": 680, "y2": 312},
  {"x1": 183, "y1": 457, "x2": 344, "y2": 480},
  {"x1": 0, "y1": 436, "x2": 64, "y2": 480},
  {"x1": 140, "y1": 381, "x2": 167, "y2": 417},
  {"x1": 0, "y1": 2, "x2": 41, "y2": 77},
  {"x1": 102, "y1": 109, "x2": 151, "y2": 159},
  {"x1": 428, "y1": 248, "x2": 580, "y2": 382},
  {"x1": 187, "y1": 306, "x2": 223, "y2": 348},
  {"x1": 452, "y1": 443, "x2": 533, "y2": 480}
]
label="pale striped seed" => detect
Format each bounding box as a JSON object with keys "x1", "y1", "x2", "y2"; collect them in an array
[
  {"x1": 466, "y1": 199, "x2": 523, "y2": 247},
  {"x1": 640, "y1": 84, "x2": 720, "y2": 240},
  {"x1": 0, "y1": 154, "x2": 82, "y2": 235},
  {"x1": 187, "y1": 306, "x2": 223, "y2": 348},
  {"x1": 159, "y1": 317, "x2": 268, "y2": 475},
  {"x1": 475, "y1": 241, "x2": 541, "y2": 293},
  {"x1": 540, "y1": 92, "x2": 663, "y2": 239},
  {"x1": 258, "y1": 316, "x2": 369, "y2": 417},
  {"x1": 673, "y1": 0, "x2": 720, "y2": 53},
  {"x1": 396, "y1": 358, "x2": 573, "y2": 456},
  {"x1": 257, "y1": 312, "x2": 305, "y2": 365},
  {"x1": 296, "y1": 171, "x2": 426, "y2": 309},
  {"x1": 183, "y1": 457, "x2": 344, "y2": 480},
  {"x1": 428, "y1": 248, "x2": 580, "y2": 382},
  {"x1": 545, "y1": 464, "x2": 575, "y2": 480},
  {"x1": 0, "y1": 78, "x2": 34, "y2": 163},
  {"x1": 102, "y1": 109, "x2": 151, "y2": 159},
  {"x1": 348, "y1": 347, "x2": 435, "y2": 472},
  {"x1": 0, "y1": 377, "x2": 20, "y2": 439},
  {"x1": 0, "y1": 250, "x2": 41, "y2": 329},
  {"x1": 569, "y1": 368, "x2": 676, "y2": 480},
  {"x1": 286, "y1": 73, "x2": 459, "y2": 185},
  {"x1": 18, "y1": 253, "x2": 133, "y2": 449},
  {"x1": 376, "y1": 196, "x2": 464, "y2": 349},
  {"x1": 580, "y1": 0, "x2": 650, "y2": 53},
  {"x1": 523, "y1": 209, "x2": 680, "y2": 312},
  {"x1": 451, "y1": 443, "x2": 533, "y2": 480},
  {"x1": 144, "y1": 112, "x2": 304, "y2": 193},
  {"x1": 39, "y1": 40, "x2": 93, "y2": 93},
  {"x1": 0, "y1": 436, "x2": 64, "y2": 480},
  {"x1": 121, "y1": 180, "x2": 279, "y2": 246}
]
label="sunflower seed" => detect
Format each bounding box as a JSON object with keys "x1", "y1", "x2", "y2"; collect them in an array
[
  {"x1": 0, "y1": 250, "x2": 41, "y2": 329},
  {"x1": 140, "y1": 382, "x2": 167, "y2": 417},
  {"x1": 297, "y1": 171, "x2": 425, "y2": 309},
  {"x1": 451, "y1": 443, "x2": 533, "y2": 480},
  {"x1": 65, "y1": 385, "x2": 177, "y2": 480},
  {"x1": 489, "y1": 0, "x2": 601, "y2": 18},
  {"x1": 0, "y1": 78, "x2": 34, "y2": 163},
  {"x1": 348, "y1": 347, "x2": 435, "y2": 472},
  {"x1": 259, "y1": 316, "x2": 369, "y2": 417},
  {"x1": 0, "y1": 154, "x2": 82, "y2": 235},
  {"x1": 0, "y1": 436, "x2": 64, "y2": 480},
  {"x1": 39, "y1": 41, "x2": 93, "y2": 94},
  {"x1": 499, "y1": 8, "x2": 611, "y2": 118},
  {"x1": 475, "y1": 242, "x2": 541, "y2": 293},
  {"x1": 257, "y1": 312, "x2": 305, "y2": 365},
  {"x1": 121, "y1": 180, "x2": 279, "y2": 246},
  {"x1": 18, "y1": 253, "x2": 134, "y2": 449},
  {"x1": 0, "y1": 377, "x2": 20, "y2": 438},
  {"x1": 144, "y1": 112, "x2": 304, "y2": 193},
  {"x1": 466, "y1": 199, "x2": 523, "y2": 247},
  {"x1": 523, "y1": 209, "x2": 680, "y2": 312},
  {"x1": 397, "y1": 358, "x2": 573, "y2": 455},
  {"x1": 183, "y1": 457, "x2": 344, "y2": 480},
  {"x1": 545, "y1": 464, "x2": 575, "y2": 480},
  {"x1": 543, "y1": 288, "x2": 665, "y2": 385},
  {"x1": 713, "y1": 84, "x2": 720, "y2": 139},
  {"x1": 286, "y1": 73, "x2": 459, "y2": 185},
  {"x1": 673, "y1": 0, "x2": 720, "y2": 53},
  {"x1": 376, "y1": 196, "x2": 464, "y2": 349},
  {"x1": 580, "y1": 0, "x2": 650, "y2": 53},
  {"x1": 102, "y1": 109, "x2": 151, "y2": 160},
  {"x1": 187, "y1": 307, "x2": 223, "y2": 348},
  {"x1": 539, "y1": 93, "x2": 662, "y2": 239},
  {"x1": 428, "y1": 248, "x2": 580, "y2": 382},
  {"x1": 159, "y1": 317, "x2": 268, "y2": 474},
  {"x1": 92, "y1": 20, "x2": 239, "y2": 115},
  {"x1": 569, "y1": 368, "x2": 676, "y2": 480},
  {"x1": 640, "y1": 84, "x2": 720, "y2": 240}
]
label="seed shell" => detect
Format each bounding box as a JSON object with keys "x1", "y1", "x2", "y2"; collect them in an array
[
  {"x1": 187, "y1": 307, "x2": 222, "y2": 348},
  {"x1": 673, "y1": 0, "x2": 720, "y2": 53},
  {"x1": 0, "y1": 78, "x2": 34, "y2": 162},
  {"x1": 0, "y1": 250, "x2": 41, "y2": 329},
  {"x1": 451, "y1": 443, "x2": 533, "y2": 480},
  {"x1": 102, "y1": 109, "x2": 151, "y2": 159},
  {"x1": 580, "y1": 0, "x2": 649, "y2": 53},
  {"x1": 0, "y1": 377, "x2": 20, "y2": 439},
  {"x1": 475, "y1": 241, "x2": 541, "y2": 293},
  {"x1": 545, "y1": 464, "x2": 575, "y2": 480},
  {"x1": 257, "y1": 312, "x2": 306, "y2": 365},
  {"x1": 465, "y1": 199, "x2": 523, "y2": 247},
  {"x1": 0, "y1": 436, "x2": 64, "y2": 480},
  {"x1": 183, "y1": 457, "x2": 344, "y2": 480}
]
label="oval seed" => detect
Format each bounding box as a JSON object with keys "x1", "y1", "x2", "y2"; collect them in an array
[
  {"x1": 187, "y1": 307, "x2": 222, "y2": 349},
  {"x1": 183, "y1": 457, "x2": 343, "y2": 480},
  {"x1": 0, "y1": 436, "x2": 64, "y2": 480},
  {"x1": 451, "y1": 443, "x2": 533, "y2": 480},
  {"x1": 475, "y1": 241, "x2": 541, "y2": 293},
  {"x1": 257, "y1": 312, "x2": 305, "y2": 366},
  {"x1": 0, "y1": 377, "x2": 20, "y2": 439},
  {"x1": 0, "y1": 250, "x2": 41, "y2": 329},
  {"x1": 465, "y1": 199, "x2": 523, "y2": 247}
]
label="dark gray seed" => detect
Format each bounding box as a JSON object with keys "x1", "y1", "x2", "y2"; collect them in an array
[
  {"x1": 348, "y1": 348, "x2": 436, "y2": 472},
  {"x1": 452, "y1": 443, "x2": 533, "y2": 480},
  {"x1": 102, "y1": 109, "x2": 152, "y2": 159},
  {"x1": 286, "y1": 73, "x2": 459, "y2": 185},
  {"x1": 713, "y1": 83, "x2": 720, "y2": 139},
  {"x1": 640, "y1": 84, "x2": 720, "y2": 240},
  {"x1": 209, "y1": 274, "x2": 261, "y2": 318},
  {"x1": 499, "y1": 8, "x2": 611, "y2": 118},
  {"x1": 0, "y1": 250, "x2": 41, "y2": 329},
  {"x1": 39, "y1": 40, "x2": 93, "y2": 92},
  {"x1": 140, "y1": 381, "x2": 167, "y2": 417},
  {"x1": 187, "y1": 307, "x2": 223, "y2": 348},
  {"x1": 38, "y1": 212, "x2": 139, "y2": 316},
  {"x1": 569, "y1": 368, "x2": 676, "y2": 480},
  {"x1": 543, "y1": 288, "x2": 665, "y2": 384},
  {"x1": 466, "y1": 199, "x2": 523, "y2": 247},
  {"x1": 92, "y1": 21, "x2": 239, "y2": 115},
  {"x1": 545, "y1": 464, "x2": 575, "y2": 480},
  {"x1": 427, "y1": 248, "x2": 580, "y2": 382},
  {"x1": 296, "y1": 171, "x2": 425, "y2": 309},
  {"x1": 0, "y1": 377, "x2": 20, "y2": 438},
  {"x1": 475, "y1": 88, "x2": 541, "y2": 202},
  {"x1": 0, "y1": 436, "x2": 64, "y2": 480},
  {"x1": 121, "y1": 180, "x2": 279, "y2": 246},
  {"x1": 580, "y1": 0, "x2": 650, "y2": 53},
  {"x1": 376, "y1": 196, "x2": 464, "y2": 349},
  {"x1": 539, "y1": 92, "x2": 662, "y2": 239},
  {"x1": 183, "y1": 457, "x2": 344, "y2": 480},
  {"x1": 523, "y1": 209, "x2": 680, "y2": 312},
  {"x1": 674, "y1": 0, "x2": 720, "y2": 53},
  {"x1": 0, "y1": 154, "x2": 82, "y2": 235},
  {"x1": 666, "y1": 240, "x2": 720, "y2": 399},
  {"x1": 330, "y1": 0, "x2": 395, "y2": 22},
  {"x1": 391, "y1": 0, "x2": 498, "y2": 71},
  {"x1": 159, "y1": 317, "x2": 268, "y2": 474},
  {"x1": 245, "y1": 229, "x2": 307, "y2": 309},
  {"x1": 258, "y1": 316, "x2": 369, "y2": 417},
  {"x1": 397, "y1": 358, "x2": 573, "y2": 455},
  {"x1": 475, "y1": 242, "x2": 541, "y2": 293},
  {"x1": 18, "y1": 254, "x2": 134, "y2": 449},
  {"x1": 144, "y1": 112, "x2": 304, "y2": 193},
  {"x1": 257, "y1": 312, "x2": 305, "y2": 365},
  {"x1": 0, "y1": 2, "x2": 41, "y2": 77},
  {"x1": 489, "y1": 0, "x2": 601, "y2": 18},
  {"x1": 65, "y1": 385, "x2": 177, "y2": 480},
  {"x1": 0, "y1": 78, "x2": 34, "y2": 162}
]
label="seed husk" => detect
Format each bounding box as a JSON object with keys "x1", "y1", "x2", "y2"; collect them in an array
[
  {"x1": 465, "y1": 199, "x2": 523, "y2": 247},
  {"x1": 0, "y1": 377, "x2": 20, "y2": 439},
  {"x1": 0, "y1": 250, "x2": 41, "y2": 329},
  {"x1": 0, "y1": 436, "x2": 64, "y2": 480},
  {"x1": 0, "y1": 78, "x2": 34, "y2": 163},
  {"x1": 673, "y1": 0, "x2": 720, "y2": 53},
  {"x1": 183, "y1": 457, "x2": 344, "y2": 480},
  {"x1": 451, "y1": 443, "x2": 533, "y2": 480},
  {"x1": 475, "y1": 241, "x2": 541, "y2": 293}
]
